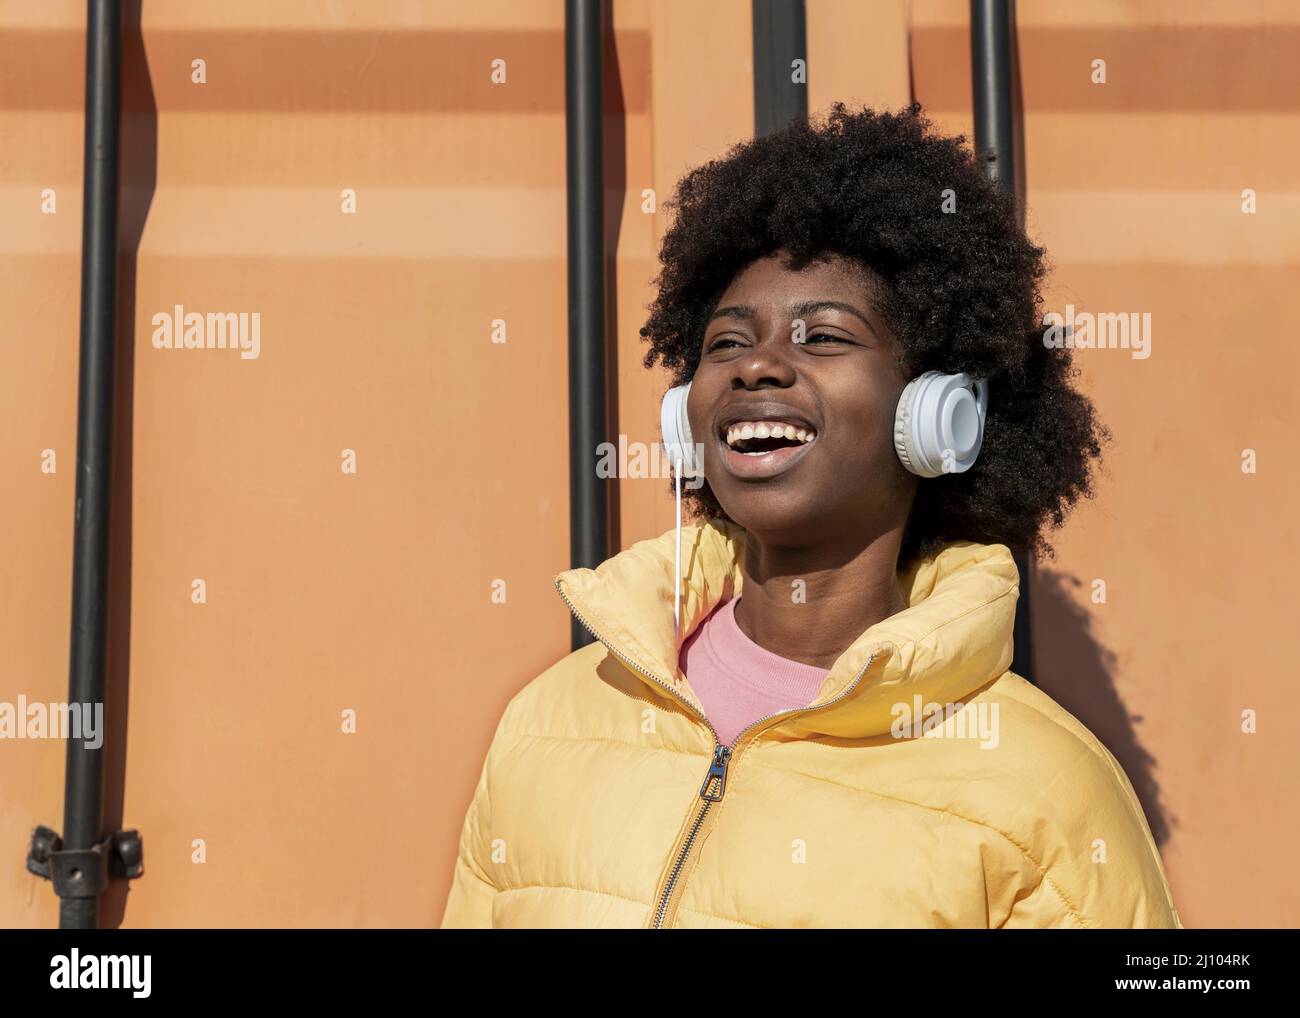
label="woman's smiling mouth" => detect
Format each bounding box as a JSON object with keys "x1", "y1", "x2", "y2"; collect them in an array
[{"x1": 714, "y1": 412, "x2": 819, "y2": 480}]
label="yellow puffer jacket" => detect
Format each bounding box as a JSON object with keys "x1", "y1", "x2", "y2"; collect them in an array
[{"x1": 441, "y1": 519, "x2": 1182, "y2": 928}]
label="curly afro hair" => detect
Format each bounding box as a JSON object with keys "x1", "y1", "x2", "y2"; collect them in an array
[{"x1": 639, "y1": 101, "x2": 1109, "y2": 569}]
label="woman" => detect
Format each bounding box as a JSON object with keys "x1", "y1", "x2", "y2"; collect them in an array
[{"x1": 441, "y1": 103, "x2": 1182, "y2": 929}]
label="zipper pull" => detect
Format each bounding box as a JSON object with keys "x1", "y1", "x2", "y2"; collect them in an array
[{"x1": 699, "y1": 744, "x2": 732, "y2": 802}]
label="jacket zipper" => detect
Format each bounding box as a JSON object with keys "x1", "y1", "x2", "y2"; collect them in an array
[
  {"x1": 648, "y1": 649, "x2": 881, "y2": 928},
  {"x1": 555, "y1": 577, "x2": 882, "y2": 930}
]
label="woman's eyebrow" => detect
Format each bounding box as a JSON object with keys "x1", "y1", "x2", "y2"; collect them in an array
[
  {"x1": 791, "y1": 299, "x2": 876, "y2": 336},
  {"x1": 708, "y1": 304, "x2": 756, "y2": 323}
]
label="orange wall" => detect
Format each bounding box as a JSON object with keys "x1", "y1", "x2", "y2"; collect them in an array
[{"x1": 0, "y1": 0, "x2": 1293, "y2": 927}]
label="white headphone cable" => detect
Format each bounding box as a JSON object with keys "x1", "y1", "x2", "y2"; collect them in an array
[{"x1": 674, "y1": 456, "x2": 682, "y2": 642}]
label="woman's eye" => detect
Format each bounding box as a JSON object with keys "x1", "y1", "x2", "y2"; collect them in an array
[{"x1": 707, "y1": 333, "x2": 848, "y2": 352}]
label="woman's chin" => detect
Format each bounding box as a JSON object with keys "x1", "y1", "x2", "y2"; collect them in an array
[{"x1": 712, "y1": 495, "x2": 825, "y2": 541}]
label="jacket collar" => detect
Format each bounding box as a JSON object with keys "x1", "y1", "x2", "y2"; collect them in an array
[{"x1": 554, "y1": 518, "x2": 1020, "y2": 740}]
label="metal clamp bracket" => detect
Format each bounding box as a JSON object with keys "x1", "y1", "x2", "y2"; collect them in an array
[{"x1": 27, "y1": 825, "x2": 144, "y2": 899}]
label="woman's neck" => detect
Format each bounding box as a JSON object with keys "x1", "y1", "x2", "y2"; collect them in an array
[{"x1": 734, "y1": 527, "x2": 909, "y2": 670}]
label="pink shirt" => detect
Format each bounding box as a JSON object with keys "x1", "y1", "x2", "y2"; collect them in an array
[{"x1": 679, "y1": 596, "x2": 828, "y2": 747}]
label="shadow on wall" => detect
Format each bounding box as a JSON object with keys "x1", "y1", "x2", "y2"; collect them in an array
[
  {"x1": 99, "y1": 0, "x2": 155, "y2": 929},
  {"x1": 1032, "y1": 566, "x2": 1174, "y2": 848}
]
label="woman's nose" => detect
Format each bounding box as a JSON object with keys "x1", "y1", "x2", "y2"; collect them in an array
[{"x1": 732, "y1": 329, "x2": 798, "y2": 389}]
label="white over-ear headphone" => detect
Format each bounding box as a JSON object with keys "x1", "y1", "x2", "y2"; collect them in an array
[
  {"x1": 660, "y1": 370, "x2": 989, "y2": 481},
  {"x1": 659, "y1": 382, "x2": 703, "y2": 479},
  {"x1": 892, "y1": 371, "x2": 989, "y2": 478}
]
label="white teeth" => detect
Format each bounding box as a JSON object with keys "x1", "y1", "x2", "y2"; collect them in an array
[{"x1": 724, "y1": 420, "x2": 818, "y2": 449}]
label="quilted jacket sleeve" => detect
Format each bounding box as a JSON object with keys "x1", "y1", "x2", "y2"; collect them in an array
[
  {"x1": 1000, "y1": 736, "x2": 1183, "y2": 929},
  {"x1": 439, "y1": 733, "x2": 500, "y2": 929},
  {"x1": 1001, "y1": 852, "x2": 1182, "y2": 929}
]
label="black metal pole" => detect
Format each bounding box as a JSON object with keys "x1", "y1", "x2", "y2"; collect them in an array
[
  {"x1": 564, "y1": 0, "x2": 611, "y2": 649},
  {"x1": 752, "y1": 0, "x2": 808, "y2": 137},
  {"x1": 61, "y1": 0, "x2": 123, "y2": 929},
  {"x1": 970, "y1": 0, "x2": 1034, "y2": 683},
  {"x1": 970, "y1": 0, "x2": 1016, "y2": 189}
]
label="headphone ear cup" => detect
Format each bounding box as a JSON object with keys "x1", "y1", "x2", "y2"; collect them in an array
[
  {"x1": 893, "y1": 374, "x2": 927, "y2": 475},
  {"x1": 661, "y1": 382, "x2": 701, "y2": 478},
  {"x1": 894, "y1": 372, "x2": 987, "y2": 477}
]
